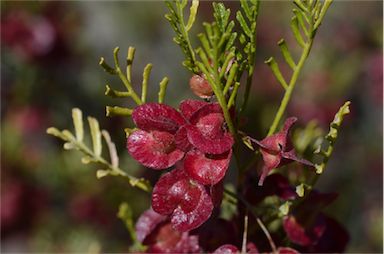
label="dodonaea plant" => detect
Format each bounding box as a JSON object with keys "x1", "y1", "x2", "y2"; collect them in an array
[{"x1": 48, "y1": 0, "x2": 352, "y2": 252}]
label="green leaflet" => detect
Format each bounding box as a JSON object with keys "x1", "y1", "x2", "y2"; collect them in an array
[
  {"x1": 278, "y1": 39, "x2": 296, "y2": 70},
  {"x1": 158, "y1": 77, "x2": 169, "y2": 103},
  {"x1": 213, "y1": 2, "x2": 230, "y2": 33},
  {"x1": 46, "y1": 108, "x2": 152, "y2": 192},
  {"x1": 265, "y1": 57, "x2": 288, "y2": 90},
  {"x1": 314, "y1": 101, "x2": 351, "y2": 174},
  {"x1": 290, "y1": 16, "x2": 306, "y2": 48},
  {"x1": 106, "y1": 106, "x2": 133, "y2": 117},
  {"x1": 236, "y1": 11, "x2": 252, "y2": 38},
  {"x1": 72, "y1": 108, "x2": 84, "y2": 142},
  {"x1": 296, "y1": 183, "x2": 305, "y2": 197},
  {"x1": 279, "y1": 201, "x2": 291, "y2": 216},
  {"x1": 141, "y1": 63, "x2": 153, "y2": 103},
  {"x1": 88, "y1": 117, "x2": 102, "y2": 157},
  {"x1": 101, "y1": 130, "x2": 119, "y2": 168},
  {"x1": 185, "y1": 0, "x2": 199, "y2": 31}
]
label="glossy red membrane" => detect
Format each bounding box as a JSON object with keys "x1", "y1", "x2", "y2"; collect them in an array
[
  {"x1": 171, "y1": 182, "x2": 213, "y2": 232},
  {"x1": 179, "y1": 99, "x2": 208, "y2": 121},
  {"x1": 132, "y1": 103, "x2": 186, "y2": 134},
  {"x1": 175, "y1": 126, "x2": 192, "y2": 152},
  {"x1": 136, "y1": 209, "x2": 200, "y2": 253},
  {"x1": 152, "y1": 168, "x2": 213, "y2": 232},
  {"x1": 184, "y1": 150, "x2": 232, "y2": 185},
  {"x1": 127, "y1": 130, "x2": 184, "y2": 169},
  {"x1": 189, "y1": 103, "x2": 222, "y2": 125},
  {"x1": 186, "y1": 125, "x2": 233, "y2": 155},
  {"x1": 135, "y1": 208, "x2": 167, "y2": 243},
  {"x1": 253, "y1": 117, "x2": 313, "y2": 186}
]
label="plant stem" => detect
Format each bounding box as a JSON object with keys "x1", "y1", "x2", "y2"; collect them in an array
[
  {"x1": 214, "y1": 86, "x2": 242, "y2": 172},
  {"x1": 241, "y1": 212, "x2": 249, "y2": 254},
  {"x1": 113, "y1": 48, "x2": 143, "y2": 105},
  {"x1": 177, "y1": 3, "x2": 197, "y2": 72},
  {"x1": 267, "y1": 39, "x2": 313, "y2": 136},
  {"x1": 75, "y1": 139, "x2": 151, "y2": 192},
  {"x1": 224, "y1": 187, "x2": 277, "y2": 253},
  {"x1": 117, "y1": 68, "x2": 142, "y2": 105},
  {"x1": 256, "y1": 217, "x2": 277, "y2": 253}
]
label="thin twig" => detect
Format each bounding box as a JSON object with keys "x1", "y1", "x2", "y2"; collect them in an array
[
  {"x1": 256, "y1": 217, "x2": 277, "y2": 253},
  {"x1": 241, "y1": 212, "x2": 249, "y2": 254},
  {"x1": 224, "y1": 187, "x2": 278, "y2": 253}
]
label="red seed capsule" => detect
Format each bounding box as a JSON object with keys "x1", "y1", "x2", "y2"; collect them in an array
[{"x1": 189, "y1": 74, "x2": 214, "y2": 98}]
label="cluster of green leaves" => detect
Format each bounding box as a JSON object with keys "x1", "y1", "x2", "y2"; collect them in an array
[
  {"x1": 165, "y1": 0, "x2": 199, "y2": 73},
  {"x1": 99, "y1": 46, "x2": 169, "y2": 115},
  {"x1": 265, "y1": 0, "x2": 333, "y2": 136},
  {"x1": 236, "y1": 0, "x2": 260, "y2": 114},
  {"x1": 165, "y1": 0, "x2": 260, "y2": 137},
  {"x1": 46, "y1": 108, "x2": 151, "y2": 192}
]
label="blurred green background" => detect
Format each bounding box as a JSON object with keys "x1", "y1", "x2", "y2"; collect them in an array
[{"x1": 1, "y1": 1, "x2": 382, "y2": 253}]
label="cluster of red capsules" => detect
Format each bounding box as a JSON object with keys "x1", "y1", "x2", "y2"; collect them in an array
[
  {"x1": 127, "y1": 98, "x2": 233, "y2": 232},
  {"x1": 124, "y1": 75, "x2": 339, "y2": 253}
]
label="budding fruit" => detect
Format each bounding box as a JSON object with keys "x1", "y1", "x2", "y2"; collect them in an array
[{"x1": 189, "y1": 74, "x2": 214, "y2": 98}]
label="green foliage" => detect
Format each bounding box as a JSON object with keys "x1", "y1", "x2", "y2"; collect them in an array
[
  {"x1": 266, "y1": 0, "x2": 333, "y2": 136},
  {"x1": 314, "y1": 101, "x2": 351, "y2": 174},
  {"x1": 196, "y1": 2, "x2": 237, "y2": 75},
  {"x1": 296, "y1": 183, "x2": 305, "y2": 197},
  {"x1": 106, "y1": 106, "x2": 133, "y2": 117},
  {"x1": 193, "y1": 2, "x2": 240, "y2": 134},
  {"x1": 165, "y1": 0, "x2": 199, "y2": 73},
  {"x1": 47, "y1": 108, "x2": 151, "y2": 192},
  {"x1": 158, "y1": 77, "x2": 169, "y2": 103},
  {"x1": 165, "y1": 0, "x2": 261, "y2": 135},
  {"x1": 237, "y1": 0, "x2": 259, "y2": 114},
  {"x1": 279, "y1": 201, "x2": 291, "y2": 216},
  {"x1": 100, "y1": 47, "x2": 170, "y2": 115},
  {"x1": 236, "y1": 0, "x2": 259, "y2": 68}
]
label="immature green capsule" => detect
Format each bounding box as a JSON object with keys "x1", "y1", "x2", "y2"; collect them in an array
[{"x1": 189, "y1": 74, "x2": 213, "y2": 99}]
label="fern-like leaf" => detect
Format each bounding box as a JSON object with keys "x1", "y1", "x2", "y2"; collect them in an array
[
  {"x1": 314, "y1": 101, "x2": 351, "y2": 174},
  {"x1": 165, "y1": 0, "x2": 199, "y2": 73},
  {"x1": 47, "y1": 108, "x2": 151, "y2": 192}
]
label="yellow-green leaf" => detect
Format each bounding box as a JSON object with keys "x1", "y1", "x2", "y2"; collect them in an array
[
  {"x1": 96, "y1": 169, "x2": 110, "y2": 179},
  {"x1": 72, "y1": 108, "x2": 84, "y2": 142},
  {"x1": 88, "y1": 117, "x2": 102, "y2": 157},
  {"x1": 186, "y1": 0, "x2": 199, "y2": 31}
]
